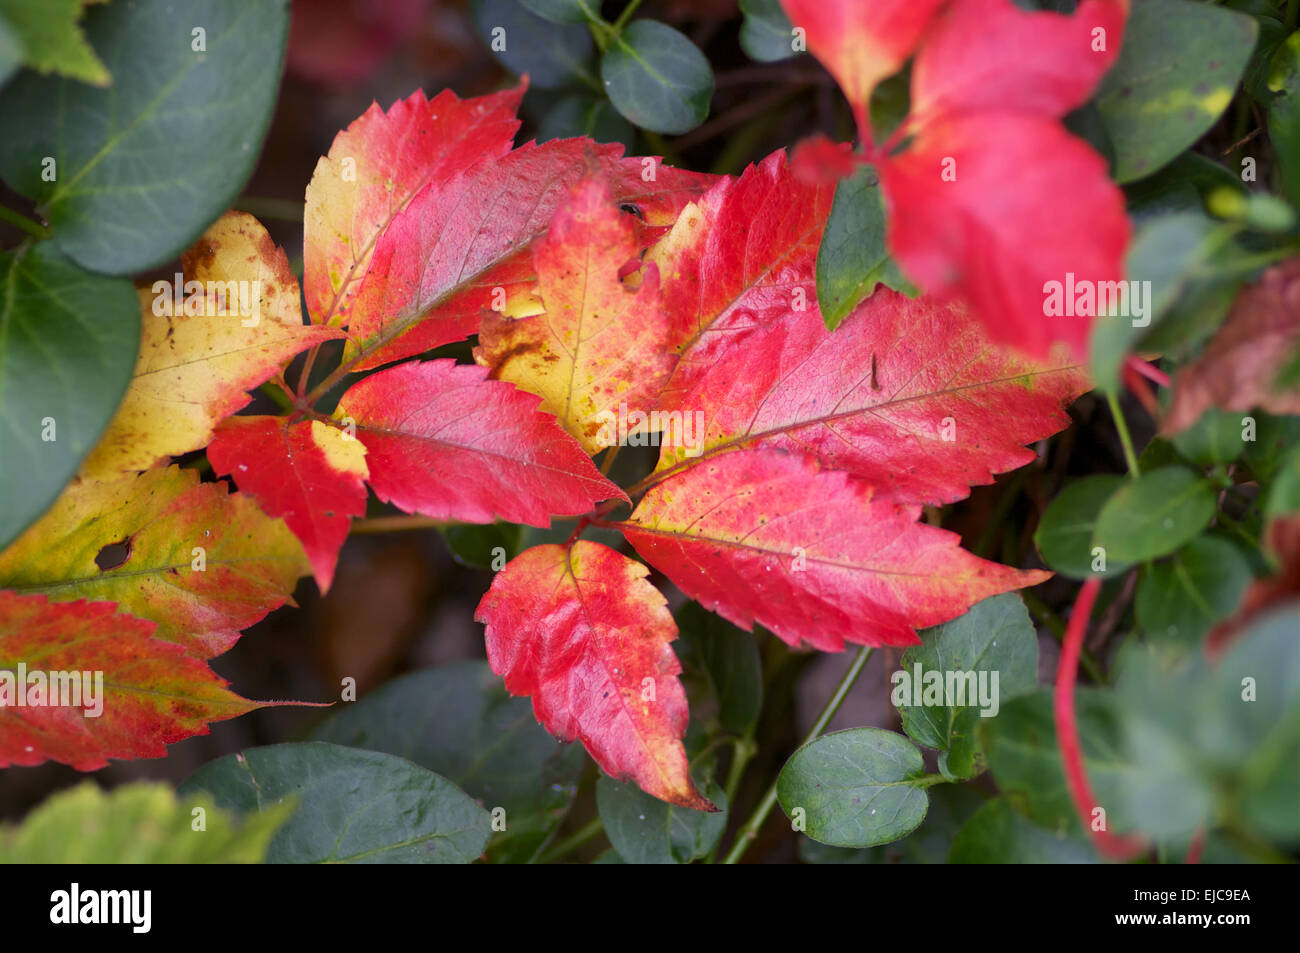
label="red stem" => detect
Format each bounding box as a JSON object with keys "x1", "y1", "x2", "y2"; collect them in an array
[
  {"x1": 1054, "y1": 577, "x2": 1147, "y2": 861},
  {"x1": 1125, "y1": 355, "x2": 1171, "y2": 389}
]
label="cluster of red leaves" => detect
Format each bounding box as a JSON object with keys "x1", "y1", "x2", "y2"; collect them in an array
[
  {"x1": 785, "y1": 0, "x2": 1132, "y2": 360},
  {"x1": 4, "y1": 64, "x2": 1105, "y2": 806}
]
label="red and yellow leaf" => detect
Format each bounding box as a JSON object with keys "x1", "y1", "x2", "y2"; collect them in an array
[
  {"x1": 476, "y1": 178, "x2": 674, "y2": 454},
  {"x1": 0, "y1": 592, "x2": 261, "y2": 770},
  {"x1": 342, "y1": 139, "x2": 715, "y2": 372},
  {"x1": 475, "y1": 540, "x2": 713, "y2": 811},
  {"x1": 622, "y1": 448, "x2": 1049, "y2": 651},
  {"x1": 303, "y1": 83, "x2": 526, "y2": 325},
  {"x1": 0, "y1": 467, "x2": 308, "y2": 659},
  {"x1": 336, "y1": 359, "x2": 625, "y2": 525},
  {"x1": 207, "y1": 416, "x2": 370, "y2": 593},
  {"x1": 654, "y1": 287, "x2": 1086, "y2": 505},
  {"x1": 80, "y1": 212, "x2": 340, "y2": 477}
]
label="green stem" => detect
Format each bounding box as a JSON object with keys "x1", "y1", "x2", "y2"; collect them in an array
[
  {"x1": 259, "y1": 380, "x2": 295, "y2": 411},
  {"x1": 0, "y1": 205, "x2": 51, "y2": 240},
  {"x1": 610, "y1": 0, "x2": 645, "y2": 35},
  {"x1": 536, "y1": 816, "x2": 605, "y2": 864},
  {"x1": 1106, "y1": 390, "x2": 1141, "y2": 478},
  {"x1": 722, "y1": 646, "x2": 873, "y2": 864}
]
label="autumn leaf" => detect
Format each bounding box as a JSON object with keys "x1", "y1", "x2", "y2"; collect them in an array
[
  {"x1": 340, "y1": 139, "x2": 715, "y2": 373},
  {"x1": 303, "y1": 83, "x2": 526, "y2": 326},
  {"x1": 0, "y1": 466, "x2": 308, "y2": 659},
  {"x1": 878, "y1": 111, "x2": 1130, "y2": 360},
  {"x1": 80, "y1": 212, "x2": 340, "y2": 477},
  {"x1": 653, "y1": 286, "x2": 1087, "y2": 505},
  {"x1": 1165, "y1": 258, "x2": 1300, "y2": 434},
  {"x1": 778, "y1": 0, "x2": 947, "y2": 139},
  {"x1": 475, "y1": 540, "x2": 713, "y2": 811},
  {"x1": 336, "y1": 359, "x2": 625, "y2": 525},
  {"x1": 650, "y1": 150, "x2": 834, "y2": 390},
  {"x1": 207, "y1": 416, "x2": 369, "y2": 593},
  {"x1": 621, "y1": 448, "x2": 1050, "y2": 651},
  {"x1": 0, "y1": 591, "x2": 262, "y2": 770},
  {"x1": 909, "y1": 0, "x2": 1128, "y2": 121},
  {"x1": 476, "y1": 178, "x2": 674, "y2": 454}
]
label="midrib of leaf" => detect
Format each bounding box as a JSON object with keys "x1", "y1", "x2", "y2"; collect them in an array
[
  {"x1": 610, "y1": 32, "x2": 692, "y2": 113},
  {"x1": 3, "y1": 553, "x2": 302, "y2": 593},
  {"x1": 45, "y1": 5, "x2": 257, "y2": 207}
]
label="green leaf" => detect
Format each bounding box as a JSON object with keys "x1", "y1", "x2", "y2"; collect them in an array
[
  {"x1": 1268, "y1": 31, "x2": 1300, "y2": 207},
  {"x1": 777, "y1": 728, "x2": 929, "y2": 848},
  {"x1": 895, "y1": 594, "x2": 1038, "y2": 779},
  {"x1": 601, "y1": 20, "x2": 713, "y2": 134},
  {"x1": 1034, "y1": 474, "x2": 1130, "y2": 578},
  {"x1": 442, "y1": 522, "x2": 525, "y2": 570},
  {"x1": 949, "y1": 798, "x2": 1098, "y2": 863},
  {"x1": 816, "y1": 164, "x2": 911, "y2": 331},
  {"x1": 797, "y1": 783, "x2": 984, "y2": 864},
  {"x1": 0, "y1": 0, "x2": 288, "y2": 275},
  {"x1": 1092, "y1": 466, "x2": 1217, "y2": 564},
  {"x1": 0, "y1": 781, "x2": 292, "y2": 863},
  {"x1": 1170, "y1": 407, "x2": 1247, "y2": 466},
  {"x1": 0, "y1": 0, "x2": 109, "y2": 86},
  {"x1": 311, "y1": 661, "x2": 584, "y2": 863},
  {"x1": 472, "y1": 0, "x2": 594, "y2": 89},
  {"x1": 739, "y1": 0, "x2": 797, "y2": 63},
  {"x1": 675, "y1": 601, "x2": 762, "y2": 736},
  {"x1": 519, "y1": 0, "x2": 598, "y2": 24},
  {"x1": 980, "y1": 688, "x2": 1137, "y2": 832},
  {"x1": 0, "y1": 13, "x2": 23, "y2": 87},
  {"x1": 1124, "y1": 152, "x2": 1244, "y2": 220},
  {"x1": 0, "y1": 243, "x2": 139, "y2": 550},
  {"x1": 180, "y1": 742, "x2": 491, "y2": 864},
  {"x1": 1096, "y1": 0, "x2": 1257, "y2": 183},
  {"x1": 597, "y1": 774, "x2": 727, "y2": 864},
  {"x1": 537, "y1": 94, "x2": 636, "y2": 150},
  {"x1": 1265, "y1": 442, "x2": 1300, "y2": 518},
  {"x1": 1090, "y1": 211, "x2": 1217, "y2": 393},
  {"x1": 1135, "y1": 536, "x2": 1254, "y2": 646}
]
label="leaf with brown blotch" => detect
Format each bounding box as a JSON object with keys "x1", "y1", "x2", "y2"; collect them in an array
[
  {"x1": 80, "y1": 212, "x2": 341, "y2": 478},
  {"x1": 475, "y1": 540, "x2": 714, "y2": 811},
  {"x1": 476, "y1": 178, "x2": 675, "y2": 454},
  {"x1": 0, "y1": 591, "x2": 263, "y2": 770},
  {"x1": 621, "y1": 448, "x2": 1050, "y2": 652},
  {"x1": 0, "y1": 466, "x2": 308, "y2": 659},
  {"x1": 1165, "y1": 258, "x2": 1300, "y2": 434}
]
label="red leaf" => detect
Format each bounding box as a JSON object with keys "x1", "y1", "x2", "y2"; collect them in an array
[
  {"x1": 910, "y1": 0, "x2": 1128, "y2": 121},
  {"x1": 779, "y1": 0, "x2": 947, "y2": 139},
  {"x1": 303, "y1": 83, "x2": 526, "y2": 326},
  {"x1": 622, "y1": 448, "x2": 1049, "y2": 651},
  {"x1": 343, "y1": 140, "x2": 715, "y2": 372},
  {"x1": 789, "y1": 133, "x2": 860, "y2": 184},
  {"x1": 0, "y1": 592, "x2": 262, "y2": 770},
  {"x1": 651, "y1": 151, "x2": 834, "y2": 384},
  {"x1": 336, "y1": 359, "x2": 625, "y2": 525},
  {"x1": 655, "y1": 287, "x2": 1087, "y2": 505},
  {"x1": 878, "y1": 112, "x2": 1130, "y2": 359},
  {"x1": 475, "y1": 541, "x2": 713, "y2": 811},
  {"x1": 208, "y1": 416, "x2": 370, "y2": 593}
]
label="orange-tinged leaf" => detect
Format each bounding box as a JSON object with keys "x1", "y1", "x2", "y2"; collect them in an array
[
  {"x1": 303, "y1": 83, "x2": 526, "y2": 325},
  {"x1": 208, "y1": 416, "x2": 370, "y2": 593},
  {"x1": 476, "y1": 179, "x2": 674, "y2": 454},
  {"x1": 341, "y1": 139, "x2": 715, "y2": 373},
  {"x1": 336, "y1": 359, "x2": 625, "y2": 525},
  {"x1": 1165, "y1": 258, "x2": 1300, "y2": 434},
  {"x1": 780, "y1": 0, "x2": 947, "y2": 139},
  {"x1": 654, "y1": 287, "x2": 1087, "y2": 505},
  {"x1": 0, "y1": 466, "x2": 308, "y2": 659},
  {"x1": 622, "y1": 448, "x2": 1050, "y2": 651},
  {"x1": 0, "y1": 591, "x2": 261, "y2": 770},
  {"x1": 80, "y1": 212, "x2": 340, "y2": 477},
  {"x1": 475, "y1": 540, "x2": 713, "y2": 811}
]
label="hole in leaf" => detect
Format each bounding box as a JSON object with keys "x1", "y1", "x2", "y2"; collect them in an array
[{"x1": 95, "y1": 538, "x2": 132, "y2": 571}]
